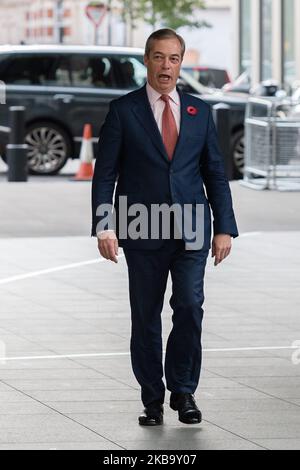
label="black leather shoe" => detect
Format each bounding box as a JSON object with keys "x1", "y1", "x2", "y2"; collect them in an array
[
  {"x1": 170, "y1": 393, "x2": 202, "y2": 424},
  {"x1": 138, "y1": 401, "x2": 164, "y2": 426}
]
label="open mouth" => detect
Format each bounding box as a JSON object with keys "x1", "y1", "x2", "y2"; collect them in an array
[{"x1": 158, "y1": 73, "x2": 172, "y2": 82}]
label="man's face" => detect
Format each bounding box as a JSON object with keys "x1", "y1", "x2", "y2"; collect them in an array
[{"x1": 144, "y1": 38, "x2": 183, "y2": 94}]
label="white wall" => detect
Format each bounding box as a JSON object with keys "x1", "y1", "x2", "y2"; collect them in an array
[{"x1": 180, "y1": 8, "x2": 234, "y2": 77}]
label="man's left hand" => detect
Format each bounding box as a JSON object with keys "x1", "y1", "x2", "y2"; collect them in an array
[{"x1": 211, "y1": 234, "x2": 232, "y2": 266}]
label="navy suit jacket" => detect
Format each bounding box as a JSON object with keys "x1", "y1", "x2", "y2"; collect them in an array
[{"x1": 91, "y1": 84, "x2": 238, "y2": 250}]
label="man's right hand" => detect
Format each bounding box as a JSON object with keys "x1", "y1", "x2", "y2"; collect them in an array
[{"x1": 97, "y1": 231, "x2": 119, "y2": 263}]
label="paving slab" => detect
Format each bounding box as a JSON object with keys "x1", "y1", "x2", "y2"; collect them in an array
[{"x1": 0, "y1": 173, "x2": 299, "y2": 449}]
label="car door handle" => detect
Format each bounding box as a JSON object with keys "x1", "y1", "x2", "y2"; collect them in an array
[{"x1": 53, "y1": 94, "x2": 74, "y2": 103}]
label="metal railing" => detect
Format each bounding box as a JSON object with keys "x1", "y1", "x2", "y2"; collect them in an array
[{"x1": 241, "y1": 97, "x2": 300, "y2": 191}]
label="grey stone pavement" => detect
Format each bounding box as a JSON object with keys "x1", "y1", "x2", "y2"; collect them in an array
[{"x1": 0, "y1": 159, "x2": 300, "y2": 450}]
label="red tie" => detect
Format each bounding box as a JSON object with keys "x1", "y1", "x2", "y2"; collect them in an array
[{"x1": 160, "y1": 94, "x2": 178, "y2": 161}]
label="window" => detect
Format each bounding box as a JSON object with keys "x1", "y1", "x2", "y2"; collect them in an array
[
  {"x1": 52, "y1": 56, "x2": 72, "y2": 86},
  {"x1": 0, "y1": 55, "x2": 58, "y2": 85},
  {"x1": 66, "y1": 54, "x2": 146, "y2": 89},
  {"x1": 282, "y1": 0, "x2": 296, "y2": 88},
  {"x1": 0, "y1": 52, "x2": 147, "y2": 90},
  {"x1": 260, "y1": 0, "x2": 273, "y2": 80},
  {"x1": 69, "y1": 55, "x2": 116, "y2": 88},
  {"x1": 111, "y1": 56, "x2": 147, "y2": 89},
  {"x1": 240, "y1": 0, "x2": 252, "y2": 74}
]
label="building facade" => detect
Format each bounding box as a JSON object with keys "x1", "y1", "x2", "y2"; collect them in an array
[
  {"x1": 0, "y1": 0, "x2": 125, "y2": 46},
  {"x1": 233, "y1": 0, "x2": 300, "y2": 89}
]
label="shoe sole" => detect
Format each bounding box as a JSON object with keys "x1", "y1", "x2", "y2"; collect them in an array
[
  {"x1": 138, "y1": 417, "x2": 163, "y2": 426},
  {"x1": 179, "y1": 414, "x2": 202, "y2": 425}
]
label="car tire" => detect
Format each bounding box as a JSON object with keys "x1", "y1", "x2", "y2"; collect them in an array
[
  {"x1": 25, "y1": 121, "x2": 71, "y2": 175},
  {"x1": 231, "y1": 129, "x2": 245, "y2": 179}
]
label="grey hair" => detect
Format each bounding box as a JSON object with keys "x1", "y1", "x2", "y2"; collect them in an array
[{"x1": 145, "y1": 28, "x2": 185, "y2": 59}]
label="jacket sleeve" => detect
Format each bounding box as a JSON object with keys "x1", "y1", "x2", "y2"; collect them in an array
[
  {"x1": 201, "y1": 106, "x2": 239, "y2": 238},
  {"x1": 91, "y1": 100, "x2": 122, "y2": 236}
]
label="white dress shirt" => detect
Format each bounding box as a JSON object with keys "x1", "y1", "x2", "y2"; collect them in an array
[{"x1": 146, "y1": 82, "x2": 181, "y2": 134}]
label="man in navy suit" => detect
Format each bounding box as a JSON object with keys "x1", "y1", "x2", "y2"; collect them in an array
[{"x1": 92, "y1": 29, "x2": 238, "y2": 426}]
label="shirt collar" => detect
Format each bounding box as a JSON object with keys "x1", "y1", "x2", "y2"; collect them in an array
[{"x1": 146, "y1": 82, "x2": 180, "y2": 107}]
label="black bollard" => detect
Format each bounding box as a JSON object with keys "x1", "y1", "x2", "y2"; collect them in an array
[
  {"x1": 212, "y1": 103, "x2": 234, "y2": 181},
  {"x1": 7, "y1": 106, "x2": 28, "y2": 182}
]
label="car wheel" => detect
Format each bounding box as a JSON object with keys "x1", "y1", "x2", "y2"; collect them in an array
[
  {"x1": 25, "y1": 121, "x2": 71, "y2": 175},
  {"x1": 231, "y1": 129, "x2": 245, "y2": 179}
]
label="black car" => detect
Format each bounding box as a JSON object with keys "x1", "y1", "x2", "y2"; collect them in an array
[{"x1": 0, "y1": 45, "x2": 247, "y2": 178}]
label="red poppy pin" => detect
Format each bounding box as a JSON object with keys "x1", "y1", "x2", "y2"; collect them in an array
[{"x1": 187, "y1": 106, "x2": 198, "y2": 116}]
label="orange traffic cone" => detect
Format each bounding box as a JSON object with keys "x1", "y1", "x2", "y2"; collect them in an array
[{"x1": 73, "y1": 124, "x2": 94, "y2": 181}]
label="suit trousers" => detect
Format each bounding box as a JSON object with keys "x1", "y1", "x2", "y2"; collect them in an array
[{"x1": 123, "y1": 238, "x2": 209, "y2": 407}]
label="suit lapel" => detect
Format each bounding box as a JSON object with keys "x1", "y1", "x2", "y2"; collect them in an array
[
  {"x1": 172, "y1": 88, "x2": 188, "y2": 163},
  {"x1": 132, "y1": 85, "x2": 169, "y2": 162}
]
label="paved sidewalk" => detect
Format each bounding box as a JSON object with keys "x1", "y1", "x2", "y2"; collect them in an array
[
  {"x1": 1, "y1": 159, "x2": 300, "y2": 238},
  {"x1": 0, "y1": 232, "x2": 299, "y2": 450}
]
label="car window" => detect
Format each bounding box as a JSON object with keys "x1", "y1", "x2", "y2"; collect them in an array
[
  {"x1": 0, "y1": 53, "x2": 118, "y2": 88},
  {"x1": 213, "y1": 70, "x2": 228, "y2": 88},
  {"x1": 69, "y1": 54, "x2": 146, "y2": 90},
  {"x1": 183, "y1": 68, "x2": 212, "y2": 87},
  {"x1": 0, "y1": 55, "x2": 58, "y2": 85},
  {"x1": 112, "y1": 56, "x2": 147, "y2": 89},
  {"x1": 183, "y1": 67, "x2": 229, "y2": 89},
  {"x1": 0, "y1": 52, "x2": 147, "y2": 90},
  {"x1": 69, "y1": 55, "x2": 117, "y2": 88},
  {"x1": 52, "y1": 56, "x2": 72, "y2": 86}
]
